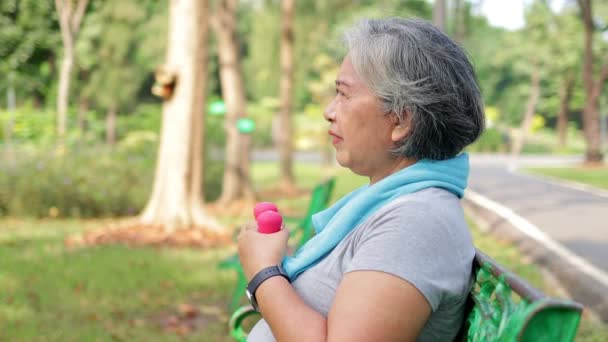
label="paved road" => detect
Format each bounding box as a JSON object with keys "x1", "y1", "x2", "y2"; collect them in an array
[
  {"x1": 469, "y1": 154, "x2": 608, "y2": 271},
  {"x1": 467, "y1": 154, "x2": 608, "y2": 320}
]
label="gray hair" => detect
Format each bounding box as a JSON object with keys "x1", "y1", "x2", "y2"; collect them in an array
[{"x1": 344, "y1": 18, "x2": 485, "y2": 160}]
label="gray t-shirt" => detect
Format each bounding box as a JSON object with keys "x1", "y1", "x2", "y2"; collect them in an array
[{"x1": 248, "y1": 187, "x2": 475, "y2": 341}]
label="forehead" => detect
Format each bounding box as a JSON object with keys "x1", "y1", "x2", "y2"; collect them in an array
[{"x1": 336, "y1": 55, "x2": 363, "y2": 89}]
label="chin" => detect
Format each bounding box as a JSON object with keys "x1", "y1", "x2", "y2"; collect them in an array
[
  {"x1": 334, "y1": 152, "x2": 349, "y2": 168},
  {"x1": 335, "y1": 155, "x2": 365, "y2": 177}
]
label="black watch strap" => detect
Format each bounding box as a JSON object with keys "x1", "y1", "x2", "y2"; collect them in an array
[{"x1": 246, "y1": 265, "x2": 290, "y2": 311}]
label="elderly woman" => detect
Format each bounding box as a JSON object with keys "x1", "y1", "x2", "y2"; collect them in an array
[{"x1": 238, "y1": 18, "x2": 484, "y2": 341}]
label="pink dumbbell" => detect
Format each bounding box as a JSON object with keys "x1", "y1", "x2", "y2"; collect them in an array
[
  {"x1": 253, "y1": 202, "x2": 278, "y2": 219},
  {"x1": 254, "y1": 202, "x2": 282, "y2": 234}
]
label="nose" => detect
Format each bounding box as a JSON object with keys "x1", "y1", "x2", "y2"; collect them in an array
[{"x1": 324, "y1": 97, "x2": 337, "y2": 122}]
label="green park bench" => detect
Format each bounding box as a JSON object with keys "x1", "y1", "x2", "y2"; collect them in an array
[
  {"x1": 218, "y1": 177, "x2": 336, "y2": 311},
  {"x1": 227, "y1": 248, "x2": 583, "y2": 342}
]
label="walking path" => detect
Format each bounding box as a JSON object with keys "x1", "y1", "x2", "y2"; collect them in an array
[{"x1": 466, "y1": 154, "x2": 608, "y2": 321}]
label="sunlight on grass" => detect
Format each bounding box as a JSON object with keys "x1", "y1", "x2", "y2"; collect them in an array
[{"x1": 526, "y1": 167, "x2": 608, "y2": 191}]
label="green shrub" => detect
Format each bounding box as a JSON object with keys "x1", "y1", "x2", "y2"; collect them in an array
[
  {"x1": 118, "y1": 103, "x2": 162, "y2": 135},
  {"x1": 521, "y1": 143, "x2": 553, "y2": 154},
  {"x1": 0, "y1": 144, "x2": 223, "y2": 218},
  {"x1": 0, "y1": 106, "x2": 56, "y2": 144},
  {"x1": 467, "y1": 127, "x2": 508, "y2": 153}
]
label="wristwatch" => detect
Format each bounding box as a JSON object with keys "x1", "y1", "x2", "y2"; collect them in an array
[{"x1": 246, "y1": 265, "x2": 290, "y2": 311}]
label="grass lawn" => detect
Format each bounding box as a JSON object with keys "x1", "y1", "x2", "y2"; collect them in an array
[
  {"x1": 526, "y1": 166, "x2": 608, "y2": 191},
  {"x1": 1, "y1": 161, "x2": 607, "y2": 341}
]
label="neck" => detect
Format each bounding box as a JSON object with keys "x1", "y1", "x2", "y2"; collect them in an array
[{"x1": 369, "y1": 157, "x2": 417, "y2": 185}]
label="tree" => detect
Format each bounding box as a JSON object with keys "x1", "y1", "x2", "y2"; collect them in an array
[
  {"x1": 577, "y1": 0, "x2": 607, "y2": 163},
  {"x1": 549, "y1": 9, "x2": 583, "y2": 147},
  {"x1": 452, "y1": 0, "x2": 466, "y2": 43},
  {"x1": 140, "y1": 0, "x2": 220, "y2": 232},
  {"x1": 212, "y1": 0, "x2": 254, "y2": 203},
  {"x1": 77, "y1": 0, "x2": 158, "y2": 145},
  {"x1": 1, "y1": 0, "x2": 58, "y2": 160},
  {"x1": 0, "y1": 0, "x2": 59, "y2": 108},
  {"x1": 510, "y1": 65, "x2": 541, "y2": 159},
  {"x1": 54, "y1": 0, "x2": 89, "y2": 139},
  {"x1": 509, "y1": 1, "x2": 552, "y2": 161},
  {"x1": 556, "y1": 72, "x2": 575, "y2": 147},
  {"x1": 433, "y1": 0, "x2": 446, "y2": 32},
  {"x1": 277, "y1": 0, "x2": 296, "y2": 190}
]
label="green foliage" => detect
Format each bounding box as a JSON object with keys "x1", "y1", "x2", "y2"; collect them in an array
[
  {"x1": 242, "y1": 0, "x2": 432, "y2": 109},
  {"x1": 0, "y1": 0, "x2": 58, "y2": 103},
  {"x1": 522, "y1": 127, "x2": 587, "y2": 155},
  {"x1": 246, "y1": 98, "x2": 279, "y2": 148},
  {"x1": 242, "y1": 3, "x2": 280, "y2": 101},
  {"x1": 117, "y1": 103, "x2": 161, "y2": 139},
  {"x1": 0, "y1": 144, "x2": 224, "y2": 218},
  {"x1": 467, "y1": 127, "x2": 508, "y2": 153},
  {"x1": 0, "y1": 145, "x2": 154, "y2": 217},
  {"x1": 78, "y1": 0, "x2": 167, "y2": 114},
  {"x1": 0, "y1": 105, "x2": 56, "y2": 143}
]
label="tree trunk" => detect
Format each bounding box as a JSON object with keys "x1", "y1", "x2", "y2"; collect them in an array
[
  {"x1": 278, "y1": 0, "x2": 296, "y2": 190},
  {"x1": 4, "y1": 79, "x2": 16, "y2": 146},
  {"x1": 433, "y1": 0, "x2": 447, "y2": 32},
  {"x1": 105, "y1": 106, "x2": 117, "y2": 146},
  {"x1": 454, "y1": 0, "x2": 466, "y2": 43},
  {"x1": 578, "y1": 0, "x2": 607, "y2": 163},
  {"x1": 511, "y1": 67, "x2": 541, "y2": 160},
  {"x1": 54, "y1": 0, "x2": 89, "y2": 140},
  {"x1": 556, "y1": 74, "x2": 574, "y2": 147},
  {"x1": 78, "y1": 95, "x2": 89, "y2": 135},
  {"x1": 3, "y1": 78, "x2": 16, "y2": 164},
  {"x1": 57, "y1": 52, "x2": 73, "y2": 139},
  {"x1": 140, "y1": 0, "x2": 220, "y2": 232},
  {"x1": 212, "y1": 0, "x2": 254, "y2": 204}
]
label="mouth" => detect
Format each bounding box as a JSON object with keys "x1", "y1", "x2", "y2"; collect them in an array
[{"x1": 328, "y1": 130, "x2": 343, "y2": 145}]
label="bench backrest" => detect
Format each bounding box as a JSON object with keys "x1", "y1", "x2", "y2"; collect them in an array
[{"x1": 463, "y1": 249, "x2": 583, "y2": 341}]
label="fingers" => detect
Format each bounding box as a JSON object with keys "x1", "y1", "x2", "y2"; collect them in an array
[
  {"x1": 238, "y1": 221, "x2": 290, "y2": 241},
  {"x1": 278, "y1": 226, "x2": 290, "y2": 242},
  {"x1": 238, "y1": 221, "x2": 256, "y2": 237},
  {"x1": 243, "y1": 221, "x2": 257, "y2": 231}
]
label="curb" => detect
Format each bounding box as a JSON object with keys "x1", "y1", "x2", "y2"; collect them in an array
[{"x1": 464, "y1": 189, "x2": 608, "y2": 322}]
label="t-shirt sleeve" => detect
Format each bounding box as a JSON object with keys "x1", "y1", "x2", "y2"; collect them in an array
[{"x1": 345, "y1": 200, "x2": 472, "y2": 312}]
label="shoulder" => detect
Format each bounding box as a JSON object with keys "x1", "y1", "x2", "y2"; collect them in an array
[
  {"x1": 357, "y1": 187, "x2": 466, "y2": 243},
  {"x1": 346, "y1": 187, "x2": 475, "y2": 311}
]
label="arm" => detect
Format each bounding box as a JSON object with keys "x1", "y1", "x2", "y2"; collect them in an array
[
  {"x1": 253, "y1": 269, "x2": 431, "y2": 342},
  {"x1": 327, "y1": 271, "x2": 431, "y2": 341},
  {"x1": 238, "y1": 222, "x2": 327, "y2": 341},
  {"x1": 255, "y1": 276, "x2": 327, "y2": 341},
  {"x1": 238, "y1": 215, "x2": 433, "y2": 341}
]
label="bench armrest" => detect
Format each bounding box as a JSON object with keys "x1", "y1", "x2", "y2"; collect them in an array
[{"x1": 229, "y1": 305, "x2": 260, "y2": 342}]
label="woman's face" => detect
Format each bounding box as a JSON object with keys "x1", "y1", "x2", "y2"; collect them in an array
[{"x1": 324, "y1": 55, "x2": 409, "y2": 183}]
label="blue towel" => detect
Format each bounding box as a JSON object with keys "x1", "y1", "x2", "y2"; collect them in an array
[{"x1": 282, "y1": 153, "x2": 470, "y2": 280}]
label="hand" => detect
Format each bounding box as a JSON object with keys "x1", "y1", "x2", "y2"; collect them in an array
[{"x1": 237, "y1": 221, "x2": 290, "y2": 281}]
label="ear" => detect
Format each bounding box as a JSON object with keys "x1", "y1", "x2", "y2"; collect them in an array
[
  {"x1": 391, "y1": 123, "x2": 409, "y2": 142},
  {"x1": 390, "y1": 113, "x2": 410, "y2": 142}
]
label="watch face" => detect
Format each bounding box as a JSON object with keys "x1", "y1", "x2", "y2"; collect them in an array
[{"x1": 246, "y1": 290, "x2": 252, "y2": 301}]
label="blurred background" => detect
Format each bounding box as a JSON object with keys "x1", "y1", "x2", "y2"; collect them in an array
[{"x1": 0, "y1": 0, "x2": 607, "y2": 341}]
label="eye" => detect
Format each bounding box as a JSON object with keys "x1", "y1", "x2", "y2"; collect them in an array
[{"x1": 335, "y1": 88, "x2": 345, "y2": 97}]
